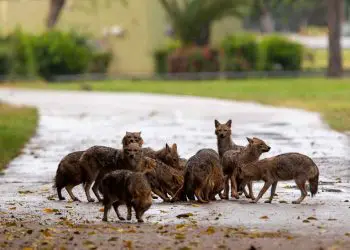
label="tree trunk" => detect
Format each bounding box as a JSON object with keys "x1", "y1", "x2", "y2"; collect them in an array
[
  {"x1": 194, "y1": 23, "x2": 210, "y2": 46},
  {"x1": 259, "y1": 4, "x2": 275, "y2": 33},
  {"x1": 327, "y1": 0, "x2": 343, "y2": 77},
  {"x1": 47, "y1": 0, "x2": 66, "y2": 29}
]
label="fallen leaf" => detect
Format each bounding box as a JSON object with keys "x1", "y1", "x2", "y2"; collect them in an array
[
  {"x1": 123, "y1": 240, "x2": 133, "y2": 249},
  {"x1": 328, "y1": 218, "x2": 337, "y2": 221},
  {"x1": 279, "y1": 200, "x2": 288, "y2": 204},
  {"x1": 9, "y1": 207, "x2": 16, "y2": 210},
  {"x1": 345, "y1": 233, "x2": 350, "y2": 237},
  {"x1": 176, "y1": 213, "x2": 194, "y2": 219},
  {"x1": 18, "y1": 190, "x2": 33, "y2": 194},
  {"x1": 108, "y1": 237, "x2": 118, "y2": 241},
  {"x1": 22, "y1": 247, "x2": 33, "y2": 250},
  {"x1": 176, "y1": 224, "x2": 187, "y2": 230},
  {"x1": 99, "y1": 208, "x2": 104, "y2": 212},
  {"x1": 26, "y1": 229, "x2": 33, "y2": 234},
  {"x1": 307, "y1": 216, "x2": 317, "y2": 220},
  {"x1": 259, "y1": 216, "x2": 269, "y2": 220},
  {"x1": 83, "y1": 240, "x2": 97, "y2": 250},
  {"x1": 175, "y1": 233, "x2": 186, "y2": 240},
  {"x1": 205, "y1": 226, "x2": 215, "y2": 235},
  {"x1": 41, "y1": 229, "x2": 52, "y2": 237},
  {"x1": 191, "y1": 204, "x2": 200, "y2": 207},
  {"x1": 43, "y1": 208, "x2": 59, "y2": 213},
  {"x1": 302, "y1": 220, "x2": 310, "y2": 223}
]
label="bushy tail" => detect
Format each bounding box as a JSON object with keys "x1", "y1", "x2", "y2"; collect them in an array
[
  {"x1": 309, "y1": 172, "x2": 319, "y2": 197},
  {"x1": 53, "y1": 163, "x2": 63, "y2": 189}
]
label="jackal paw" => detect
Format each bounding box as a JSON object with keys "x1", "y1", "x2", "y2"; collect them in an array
[
  {"x1": 102, "y1": 217, "x2": 108, "y2": 222},
  {"x1": 88, "y1": 198, "x2": 95, "y2": 202},
  {"x1": 59, "y1": 197, "x2": 66, "y2": 201},
  {"x1": 137, "y1": 219, "x2": 144, "y2": 223},
  {"x1": 127, "y1": 215, "x2": 132, "y2": 221},
  {"x1": 73, "y1": 197, "x2": 80, "y2": 202},
  {"x1": 292, "y1": 200, "x2": 300, "y2": 204},
  {"x1": 118, "y1": 217, "x2": 125, "y2": 221},
  {"x1": 250, "y1": 200, "x2": 257, "y2": 204},
  {"x1": 264, "y1": 200, "x2": 272, "y2": 204},
  {"x1": 152, "y1": 195, "x2": 158, "y2": 199}
]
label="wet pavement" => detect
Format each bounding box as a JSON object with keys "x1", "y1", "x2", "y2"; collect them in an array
[{"x1": 0, "y1": 88, "x2": 350, "y2": 238}]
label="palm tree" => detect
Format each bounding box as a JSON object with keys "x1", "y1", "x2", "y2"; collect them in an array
[{"x1": 159, "y1": 0, "x2": 251, "y2": 46}]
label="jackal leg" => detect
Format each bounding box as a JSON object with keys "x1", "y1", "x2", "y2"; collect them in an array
[
  {"x1": 265, "y1": 181, "x2": 278, "y2": 203},
  {"x1": 112, "y1": 201, "x2": 125, "y2": 221},
  {"x1": 251, "y1": 181, "x2": 273, "y2": 203},
  {"x1": 66, "y1": 184, "x2": 80, "y2": 202},
  {"x1": 292, "y1": 178, "x2": 307, "y2": 204}
]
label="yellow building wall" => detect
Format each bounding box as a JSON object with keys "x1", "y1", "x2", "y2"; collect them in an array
[{"x1": 2, "y1": 0, "x2": 241, "y2": 75}]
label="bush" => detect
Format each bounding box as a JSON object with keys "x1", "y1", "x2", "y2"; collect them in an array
[
  {"x1": 259, "y1": 35, "x2": 304, "y2": 71},
  {"x1": 8, "y1": 28, "x2": 37, "y2": 78},
  {"x1": 167, "y1": 46, "x2": 220, "y2": 74},
  {"x1": 88, "y1": 51, "x2": 113, "y2": 74},
  {"x1": 0, "y1": 44, "x2": 11, "y2": 78},
  {"x1": 220, "y1": 33, "x2": 259, "y2": 71},
  {"x1": 153, "y1": 39, "x2": 181, "y2": 74},
  {"x1": 32, "y1": 31, "x2": 93, "y2": 80}
]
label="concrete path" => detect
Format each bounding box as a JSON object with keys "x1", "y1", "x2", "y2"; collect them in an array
[{"x1": 0, "y1": 88, "x2": 350, "y2": 238}]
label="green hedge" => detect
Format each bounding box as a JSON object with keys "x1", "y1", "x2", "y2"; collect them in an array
[
  {"x1": 259, "y1": 35, "x2": 304, "y2": 71},
  {"x1": 220, "y1": 33, "x2": 259, "y2": 71},
  {"x1": 0, "y1": 29, "x2": 113, "y2": 81},
  {"x1": 153, "y1": 34, "x2": 304, "y2": 74}
]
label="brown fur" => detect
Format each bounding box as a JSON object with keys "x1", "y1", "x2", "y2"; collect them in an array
[
  {"x1": 54, "y1": 151, "x2": 85, "y2": 201},
  {"x1": 215, "y1": 119, "x2": 245, "y2": 158},
  {"x1": 54, "y1": 132, "x2": 143, "y2": 202},
  {"x1": 142, "y1": 143, "x2": 182, "y2": 171},
  {"x1": 144, "y1": 159, "x2": 184, "y2": 202},
  {"x1": 182, "y1": 148, "x2": 224, "y2": 203},
  {"x1": 221, "y1": 137, "x2": 270, "y2": 200},
  {"x1": 122, "y1": 131, "x2": 144, "y2": 147},
  {"x1": 79, "y1": 143, "x2": 143, "y2": 202},
  {"x1": 101, "y1": 166, "x2": 154, "y2": 223},
  {"x1": 237, "y1": 153, "x2": 319, "y2": 204}
]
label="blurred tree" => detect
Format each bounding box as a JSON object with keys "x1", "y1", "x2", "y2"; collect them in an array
[
  {"x1": 249, "y1": 0, "x2": 320, "y2": 32},
  {"x1": 159, "y1": 0, "x2": 251, "y2": 46},
  {"x1": 46, "y1": 0, "x2": 128, "y2": 29},
  {"x1": 327, "y1": 0, "x2": 343, "y2": 77}
]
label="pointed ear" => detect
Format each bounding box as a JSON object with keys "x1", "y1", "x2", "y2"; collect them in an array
[
  {"x1": 246, "y1": 137, "x2": 254, "y2": 144},
  {"x1": 137, "y1": 132, "x2": 141, "y2": 136},
  {"x1": 214, "y1": 119, "x2": 220, "y2": 128},
  {"x1": 125, "y1": 131, "x2": 131, "y2": 135},
  {"x1": 226, "y1": 120, "x2": 232, "y2": 128},
  {"x1": 172, "y1": 143, "x2": 178, "y2": 152},
  {"x1": 165, "y1": 143, "x2": 171, "y2": 153}
]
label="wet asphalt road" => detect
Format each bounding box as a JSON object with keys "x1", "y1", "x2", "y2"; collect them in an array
[{"x1": 0, "y1": 88, "x2": 349, "y2": 236}]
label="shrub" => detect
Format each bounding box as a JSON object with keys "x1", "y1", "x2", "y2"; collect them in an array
[
  {"x1": 88, "y1": 51, "x2": 113, "y2": 74},
  {"x1": 31, "y1": 31, "x2": 93, "y2": 80},
  {"x1": 259, "y1": 35, "x2": 304, "y2": 71},
  {"x1": 0, "y1": 44, "x2": 11, "y2": 79},
  {"x1": 167, "y1": 46, "x2": 220, "y2": 74},
  {"x1": 153, "y1": 39, "x2": 181, "y2": 75},
  {"x1": 220, "y1": 33, "x2": 259, "y2": 71},
  {"x1": 7, "y1": 28, "x2": 37, "y2": 78}
]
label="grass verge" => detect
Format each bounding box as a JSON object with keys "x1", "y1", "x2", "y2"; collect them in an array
[
  {"x1": 0, "y1": 102, "x2": 38, "y2": 171},
  {"x1": 1, "y1": 78, "x2": 349, "y2": 132}
]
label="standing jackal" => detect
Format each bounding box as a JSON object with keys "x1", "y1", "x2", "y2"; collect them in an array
[
  {"x1": 101, "y1": 168, "x2": 154, "y2": 223},
  {"x1": 215, "y1": 119, "x2": 245, "y2": 158},
  {"x1": 237, "y1": 153, "x2": 319, "y2": 204},
  {"x1": 221, "y1": 137, "x2": 270, "y2": 199},
  {"x1": 183, "y1": 149, "x2": 224, "y2": 203}
]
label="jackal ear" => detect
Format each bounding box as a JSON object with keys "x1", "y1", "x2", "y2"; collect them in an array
[
  {"x1": 172, "y1": 143, "x2": 178, "y2": 152},
  {"x1": 165, "y1": 143, "x2": 171, "y2": 153},
  {"x1": 126, "y1": 131, "x2": 131, "y2": 135},
  {"x1": 214, "y1": 119, "x2": 220, "y2": 128},
  {"x1": 226, "y1": 119, "x2": 232, "y2": 128},
  {"x1": 237, "y1": 166, "x2": 243, "y2": 176},
  {"x1": 246, "y1": 137, "x2": 254, "y2": 144},
  {"x1": 136, "y1": 132, "x2": 141, "y2": 136}
]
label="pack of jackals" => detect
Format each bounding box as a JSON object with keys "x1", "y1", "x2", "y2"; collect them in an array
[{"x1": 55, "y1": 119, "x2": 320, "y2": 223}]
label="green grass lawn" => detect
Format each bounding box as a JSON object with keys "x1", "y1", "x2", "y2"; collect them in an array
[
  {"x1": 1, "y1": 78, "x2": 350, "y2": 132},
  {"x1": 0, "y1": 103, "x2": 38, "y2": 170}
]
